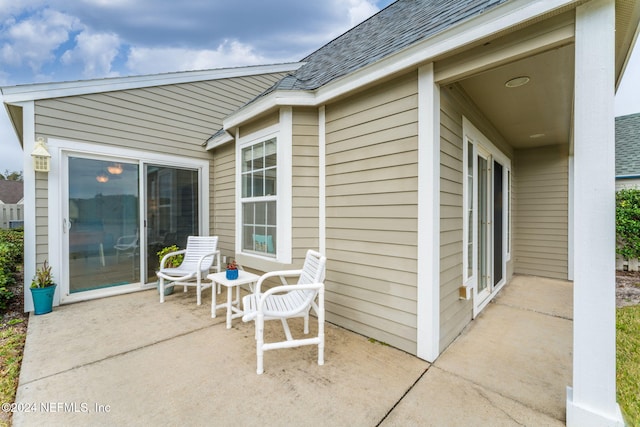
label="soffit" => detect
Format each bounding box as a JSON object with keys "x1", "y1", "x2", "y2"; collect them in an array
[{"x1": 457, "y1": 44, "x2": 574, "y2": 149}]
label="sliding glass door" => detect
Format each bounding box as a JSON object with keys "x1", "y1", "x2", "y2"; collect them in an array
[
  {"x1": 65, "y1": 155, "x2": 200, "y2": 295},
  {"x1": 145, "y1": 165, "x2": 199, "y2": 280},
  {"x1": 68, "y1": 157, "x2": 139, "y2": 293}
]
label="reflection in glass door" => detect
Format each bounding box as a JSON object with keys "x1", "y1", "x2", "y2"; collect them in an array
[
  {"x1": 145, "y1": 165, "x2": 199, "y2": 281},
  {"x1": 68, "y1": 157, "x2": 139, "y2": 293},
  {"x1": 477, "y1": 152, "x2": 490, "y2": 302}
]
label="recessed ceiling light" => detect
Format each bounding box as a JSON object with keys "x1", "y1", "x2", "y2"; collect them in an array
[
  {"x1": 505, "y1": 76, "x2": 530, "y2": 88},
  {"x1": 529, "y1": 133, "x2": 545, "y2": 139}
]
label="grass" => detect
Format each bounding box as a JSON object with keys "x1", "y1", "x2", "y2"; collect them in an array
[
  {"x1": 0, "y1": 318, "x2": 26, "y2": 427},
  {"x1": 617, "y1": 304, "x2": 640, "y2": 426}
]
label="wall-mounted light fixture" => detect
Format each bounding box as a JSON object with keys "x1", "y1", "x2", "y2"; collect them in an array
[{"x1": 31, "y1": 137, "x2": 51, "y2": 172}]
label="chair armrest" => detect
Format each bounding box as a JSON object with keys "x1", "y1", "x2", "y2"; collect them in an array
[
  {"x1": 254, "y1": 269, "x2": 303, "y2": 294},
  {"x1": 211, "y1": 250, "x2": 221, "y2": 273},
  {"x1": 160, "y1": 249, "x2": 187, "y2": 269},
  {"x1": 257, "y1": 283, "x2": 324, "y2": 317},
  {"x1": 196, "y1": 251, "x2": 221, "y2": 277}
]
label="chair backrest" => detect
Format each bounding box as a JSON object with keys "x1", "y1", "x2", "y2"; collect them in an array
[
  {"x1": 297, "y1": 250, "x2": 326, "y2": 285},
  {"x1": 180, "y1": 236, "x2": 218, "y2": 272}
]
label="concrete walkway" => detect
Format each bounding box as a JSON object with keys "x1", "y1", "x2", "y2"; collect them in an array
[{"x1": 13, "y1": 275, "x2": 572, "y2": 426}]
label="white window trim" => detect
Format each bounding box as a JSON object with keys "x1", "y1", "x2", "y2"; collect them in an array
[
  {"x1": 235, "y1": 109, "x2": 292, "y2": 268},
  {"x1": 47, "y1": 137, "x2": 209, "y2": 305}
]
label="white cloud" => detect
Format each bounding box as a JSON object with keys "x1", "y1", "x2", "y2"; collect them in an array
[
  {"x1": 615, "y1": 40, "x2": 640, "y2": 117},
  {"x1": 126, "y1": 39, "x2": 269, "y2": 74},
  {"x1": 0, "y1": 8, "x2": 80, "y2": 72},
  {"x1": 61, "y1": 30, "x2": 121, "y2": 78},
  {"x1": 345, "y1": 0, "x2": 380, "y2": 27}
]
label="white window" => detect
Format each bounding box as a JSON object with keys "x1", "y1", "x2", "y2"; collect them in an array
[{"x1": 241, "y1": 138, "x2": 277, "y2": 257}]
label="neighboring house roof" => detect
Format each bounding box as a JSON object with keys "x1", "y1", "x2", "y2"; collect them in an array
[
  {"x1": 616, "y1": 112, "x2": 640, "y2": 177},
  {"x1": 0, "y1": 180, "x2": 24, "y2": 204},
  {"x1": 269, "y1": 0, "x2": 508, "y2": 93}
]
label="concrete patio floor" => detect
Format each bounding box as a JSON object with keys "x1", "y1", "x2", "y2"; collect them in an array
[{"x1": 13, "y1": 275, "x2": 572, "y2": 426}]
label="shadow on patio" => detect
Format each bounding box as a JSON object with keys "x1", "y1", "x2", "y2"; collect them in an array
[{"x1": 14, "y1": 275, "x2": 571, "y2": 426}]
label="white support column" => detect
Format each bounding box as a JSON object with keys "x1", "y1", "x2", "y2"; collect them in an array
[
  {"x1": 22, "y1": 101, "x2": 36, "y2": 312},
  {"x1": 417, "y1": 63, "x2": 440, "y2": 362},
  {"x1": 567, "y1": 0, "x2": 624, "y2": 425},
  {"x1": 318, "y1": 106, "x2": 326, "y2": 256}
]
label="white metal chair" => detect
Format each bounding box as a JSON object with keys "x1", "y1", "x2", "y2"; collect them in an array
[
  {"x1": 242, "y1": 250, "x2": 326, "y2": 374},
  {"x1": 157, "y1": 236, "x2": 220, "y2": 305}
]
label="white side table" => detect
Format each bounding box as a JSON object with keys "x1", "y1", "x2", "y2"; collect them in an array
[{"x1": 208, "y1": 271, "x2": 260, "y2": 329}]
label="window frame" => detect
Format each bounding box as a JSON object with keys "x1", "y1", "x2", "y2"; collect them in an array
[
  {"x1": 240, "y1": 138, "x2": 278, "y2": 257},
  {"x1": 235, "y1": 114, "x2": 292, "y2": 266}
]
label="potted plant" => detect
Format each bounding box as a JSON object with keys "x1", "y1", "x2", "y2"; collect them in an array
[
  {"x1": 156, "y1": 245, "x2": 183, "y2": 295},
  {"x1": 226, "y1": 260, "x2": 239, "y2": 280},
  {"x1": 30, "y1": 260, "x2": 57, "y2": 315}
]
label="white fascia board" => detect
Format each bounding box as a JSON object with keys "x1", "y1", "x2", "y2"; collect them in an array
[
  {"x1": 205, "y1": 131, "x2": 235, "y2": 151},
  {"x1": 223, "y1": 90, "x2": 315, "y2": 129},
  {"x1": 0, "y1": 63, "x2": 303, "y2": 103},
  {"x1": 221, "y1": 0, "x2": 575, "y2": 126}
]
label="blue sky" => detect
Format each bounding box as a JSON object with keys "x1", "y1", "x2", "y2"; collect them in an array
[{"x1": 0, "y1": 0, "x2": 638, "y2": 174}]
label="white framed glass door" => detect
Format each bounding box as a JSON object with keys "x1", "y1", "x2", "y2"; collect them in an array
[
  {"x1": 462, "y1": 118, "x2": 511, "y2": 317},
  {"x1": 145, "y1": 165, "x2": 199, "y2": 281},
  {"x1": 53, "y1": 138, "x2": 209, "y2": 304},
  {"x1": 67, "y1": 156, "x2": 140, "y2": 293},
  {"x1": 476, "y1": 147, "x2": 491, "y2": 307}
]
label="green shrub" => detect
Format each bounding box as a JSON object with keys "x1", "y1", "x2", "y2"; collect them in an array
[
  {"x1": 0, "y1": 229, "x2": 23, "y2": 312},
  {"x1": 616, "y1": 189, "x2": 640, "y2": 260}
]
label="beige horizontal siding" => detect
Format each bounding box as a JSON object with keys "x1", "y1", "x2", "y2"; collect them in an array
[
  {"x1": 292, "y1": 108, "x2": 320, "y2": 264},
  {"x1": 239, "y1": 112, "x2": 279, "y2": 138},
  {"x1": 325, "y1": 71, "x2": 419, "y2": 354},
  {"x1": 212, "y1": 142, "x2": 236, "y2": 260},
  {"x1": 34, "y1": 72, "x2": 287, "y2": 271},
  {"x1": 36, "y1": 75, "x2": 285, "y2": 157},
  {"x1": 35, "y1": 173, "x2": 49, "y2": 265},
  {"x1": 438, "y1": 89, "x2": 471, "y2": 353},
  {"x1": 513, "y1": 144, "x2": 568, "y2": 280}
]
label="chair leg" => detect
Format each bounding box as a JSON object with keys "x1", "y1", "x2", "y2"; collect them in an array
[
  {"x1": 281, "y1": 318, "x2": 294, "y2": 341},
  {"x1": 257, "y1": 313, "x2": 265, "y2": 375},
  {"x1": 159, "y1": 277, "x2": 165, "y2": 303},
  {"x1": 196, "y1": 283, "x2": 201, "y2": 306},
  {"x1": 318, "y1": 289, "x2": 325, "y2": 366}
]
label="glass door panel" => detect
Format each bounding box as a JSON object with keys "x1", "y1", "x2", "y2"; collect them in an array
[
  {"x1": 477, "y1": 154, "x2": 489, "y2": 297},
  {"x1": 146, "y1": 165, "x2": 199, "y2": 281},
  {"x1": 68, "y1": 157, "x2": 139, "y2": 293},
  {"x1": 493, "y1": 161, "x2": 504, "y2": 285}
]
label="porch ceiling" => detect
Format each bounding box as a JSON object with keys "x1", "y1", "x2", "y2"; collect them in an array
[{"x1": 458, "y1": 44, "x2": 574, "y2": 149}]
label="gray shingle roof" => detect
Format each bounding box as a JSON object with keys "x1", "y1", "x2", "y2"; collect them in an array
[
  {"x1": 0, "y1": 180, "x2": 23, "y2": 204},
  {"x1": 271, "y1": 0, "x2": 509, "y2": 92},
  {"x1": 616, "y1": 112, "x2": 640, "y2": 177},
  {"x1": 215, "y1": 0, "x2": 509, "y2": 140}
]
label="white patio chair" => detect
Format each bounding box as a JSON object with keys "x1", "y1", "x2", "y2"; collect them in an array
[
  {"x1": 242, "y1": 249, "x2": 326, "y2": 374},
  {"x1": 157, "y1": 236, "x2": 220, "y2": 305}
]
